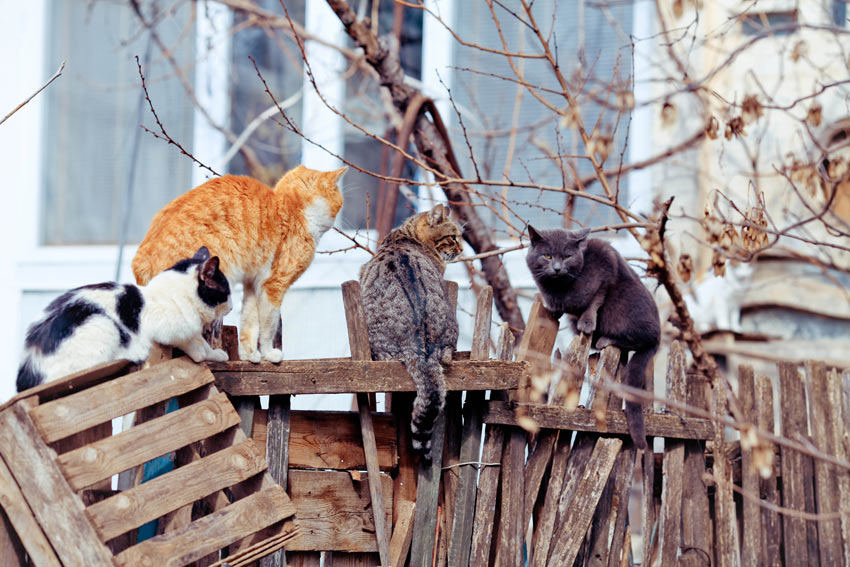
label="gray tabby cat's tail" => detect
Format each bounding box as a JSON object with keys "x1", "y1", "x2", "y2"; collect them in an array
[
  {"x1": 624, "y1": 346, "x2": 657, "y2": 450},
  {"x1": 402, "y1": 351, "x2": 446, "y2": 460}
]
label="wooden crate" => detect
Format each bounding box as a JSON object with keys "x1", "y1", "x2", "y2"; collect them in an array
[{"x1": 0, "y1": 357, "x2": 297, "y2": 567}]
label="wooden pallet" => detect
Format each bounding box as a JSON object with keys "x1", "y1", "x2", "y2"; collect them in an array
[{"x1": 0, "y1": 357, "x2": 297, "y2": 567}]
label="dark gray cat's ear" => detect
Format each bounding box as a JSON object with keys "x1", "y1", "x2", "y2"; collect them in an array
[
  {"x1": 193, "y1": 246, "x2": 211, "y2": 261},
  {"x1": 572, "y1": 227, "x2": 592, "y2": 242},
  {"x1": 427, "y1": 204, "x2": 447, "y2": 225},
  {"x1": 528, "y1": 225, "x2": 544, "y2": 244}
]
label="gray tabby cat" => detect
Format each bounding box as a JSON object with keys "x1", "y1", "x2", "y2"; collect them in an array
[
  {"x1": 526, "y1": 226, "x2": 660, "y2": 450},
  {"x1": 359, "y1": 205, "x2": 463, "y2": 458},
  {"x1": 17, "y1": 247, "x2": 232, "y2": 392}
]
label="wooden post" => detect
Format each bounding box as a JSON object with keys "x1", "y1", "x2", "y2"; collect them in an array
[
  {"x1": 655, "y1": 342, "x2": 687, "y2": 566},
  {"x1": 448, "y1": 286, "x2": 493, "y2": 567},
  {"x1": 713, "y1": 377, "x2": 741, "y2": 567},
  {"x1": 680, "y1": 370, "x2": 714, "y2": 567},
  {"x1": 806, "y1": 361, "x2": 844, "y2": 566},
  {"x1": 496, "y1": 299, "x2": 559, "y2": 567},
  {"x1": 754, "y1": 374, "x2": 781, "y2": 567},
  {"x1": 410, "y1": 281, "x2": 458, "y2": 567},
  {"x1": 469, "y1": 324, "x2": 514, "y2": 565},
  {"x1": 738, "y1": 364, "x2": 762, "y2": 567},
  {"x1": 778, "y1": 362, "x2": 814, "y2": 567},
  {"x1": 341, "y1": 280, "x2": 391, "y2": 567},
  {"x1": 260, "y1": 393, "x2": 292, "y2": 567},
  {"x1": 835, "y1": 369, "x2": 850, "y2": 567}
]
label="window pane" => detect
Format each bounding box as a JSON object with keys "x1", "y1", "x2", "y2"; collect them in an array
[
  {"x1": 450, "y1": 0, "x2": 633, "y2": 234},
  {"x1": 42, "y1": 0, "x2": 195, "y2": 245},
  {"x1": 229, "y1": 0, "x2": 305, "y2": 183}
]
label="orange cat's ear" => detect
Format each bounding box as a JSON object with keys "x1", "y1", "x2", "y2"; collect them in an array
[
  {"x1": 330, "y1": 166, "x2": 348, "y2": 182},
  {"x1": 427, "y1": 203, "x2": 447, "y2": 225}
]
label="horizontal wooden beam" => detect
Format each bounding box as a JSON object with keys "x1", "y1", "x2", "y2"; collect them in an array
[
  {"x1": 210, "y1": 360, "x2": 528, "y2": 396},
  {"x1": 483, "y1": 402, "x2": 715, "y2": 440}
]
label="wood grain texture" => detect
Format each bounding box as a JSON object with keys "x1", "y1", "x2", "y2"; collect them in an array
[
  {"x1": 31, "y1": 357, "x2": 212, "y2": 444},
  {"x1": 58, "y1": 392, "x2": 241, "y2": 490},
  {"x1": 712, "y1": 380, "x2": 742, "y2": 567},
  {"x1": 0, "y1": 359, "x2": 132, "y2": 413},
  {"x1": 285, "y1": 470, "x2": 393, "y2": 552},
  {"x1": 483, "y1": 402, "x2": 714, "y2": 439},
  {"x1": 548, "y1": 437, "x2": 623, "y2": 566},
  {"x1": 738, "y1": 364, "x2": 762, "y2": 567},
  {"x1": 778, "y1": 362, "x2": 812, "y2": 567},
  {"x1": 116, "y1": 485, "x2": 295, "y2": 567},
  {"x1": 0, "y1": 401, "x2": 115, "y2": 566},
  {"x1": 410, "y1": 411, "x2": 447, "y2": 567},
  {"x1": 469, "y1": 323, "x2": 513, "y2": 567},
  {"x1": 655, "y1": 342, "x2": 687, "y2": 567},
  {"x1": 830, "y1": 369, "x2": 850, "y2": 567},
  {"x1": 0, "y1": 453, "x2": 61, "y2": 567},
  {"x1": 754, "y1": 373, "x2": 782, "y2": 567},
  {"x1": 447, "y1": 286, "x2": 493, "y2": 567},
  {"x1": 680, "y1": 371, "x2": 714, "y2": 567},
  {"x1": 212, "y1": 359, "x2": 526, "y2": 395},
  {"x1": 806, "y1": 361, "x2": 843, "y2": 567},
  {"x1": 342, "y1": 280, "x2": 391, "y2": 567},
  {"x1": 259, "y1": 394, "x2": 291, "y2": 567},
  {"x1": 87, "y1": 439, "x2": 267, "y2": 541},
  {"x1": 389, "y1": 499, "x2": 416, "y2": 567},
  {"x1": 253, "y1": 409, "x2": 397, "y2": 471}
]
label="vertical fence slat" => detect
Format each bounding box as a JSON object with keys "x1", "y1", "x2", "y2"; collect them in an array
[
  {"x1": 807, "y1": 360, "x2": 844, "y2": 566},
  {"x1": 469, "y1": 324, "x2": 514, "y2": 566},
  {"x1": 655, "y1": 342, "x2": 687, "y2": 566},
  {"x1": 779, "y1": 362, "x2": 813, "y2": 567},
  {"x1": 837, "y1": 370, "x2": 850, "y2": 567},
  {"x1": 755, "y1": 373, "x2": 782, "y2": 567},
  {"x1": 739, "y1": 364, "x2": 762, "y2": 567},
  {"x1": 713, "y1": 376, "x2": 741, "y2": 567},
  {"x1": 447, "y1": 286, "x2": 492, "y2": 567}
]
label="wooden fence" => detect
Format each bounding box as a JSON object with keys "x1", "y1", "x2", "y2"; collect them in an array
[{"x1": 1, "y1": 280, "x2": 849, "y2": 566}]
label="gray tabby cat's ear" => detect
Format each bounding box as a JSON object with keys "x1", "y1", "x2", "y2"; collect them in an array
[
  {"x1": 193, "y1": 246, "x2": 211, "y2": 261},
  {"x1": 572, "y1": 227, "x2": 592, "y2": 242},
  {"x1": 427, "y1": 204, "x2": 447, "y2": 224},
  {"x1": 528, "y1": 225, "x2": 544, "y2": 244}
]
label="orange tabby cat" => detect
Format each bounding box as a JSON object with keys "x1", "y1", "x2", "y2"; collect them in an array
[{"x1": 132, "y1": 165, "x2": 345, "y2": 363}]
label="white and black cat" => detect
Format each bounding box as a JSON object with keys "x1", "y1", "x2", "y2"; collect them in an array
[
  {"x1": 17, "y1": 247, "x2": 232, "y2": 392},
  {"x1": 526, "y1": 226, "x2": 660, "y2": 449}
]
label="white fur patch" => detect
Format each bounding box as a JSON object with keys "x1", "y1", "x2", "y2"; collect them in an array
[{"x1": 303, "y1": 198, "x2": 335, "y2": 245}]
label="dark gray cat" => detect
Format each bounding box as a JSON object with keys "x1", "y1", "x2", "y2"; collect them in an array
[
  {"x1": 526, "y1": 226, "x2": 660, "y2": 449},
  {"x1": 359, "y1": 205, "x2": 463, "y2": 459}
]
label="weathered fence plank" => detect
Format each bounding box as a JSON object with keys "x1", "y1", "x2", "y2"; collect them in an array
[
  {"x1": 469, "y1": 323, "x2": 514, "y2": 566},
  {"x1": 342, "y1": 280, "x2": 391, "y2": 567},
  {"x1": 448, "y1": 286, "x2": 492, "y2": 567},
  {"x1": 808, "y1": 361, "x2": 844, "y2": 567},
  {"x1": 259, "y1": 393, "x2": 291, "y2": 567},
  {"x1": 656, "y1": 342, "x2": 687, "y2": 566},
  {"x1": 755, "y1": 373, "x2": 782, "y2": 567},
  {"x1": 739, "y1": 364, "x2": 762, "y2": 567},
  {"x1": 548, "y1": 437, "x2": 623, "y2": 566},
  {"x1": 778, "y1": 362, "x2": 814, "y2": 567}
]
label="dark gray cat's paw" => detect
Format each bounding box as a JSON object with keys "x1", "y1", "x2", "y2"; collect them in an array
[
  {"x1": 440, "y1": 347, "x2": 454, "y2": 365},
  {"x1": 576, "y1": 313, "x2": 596, "y2": 334},
  {"x1": 595, "y1": 336, "x2": 616, "y2": 349}
]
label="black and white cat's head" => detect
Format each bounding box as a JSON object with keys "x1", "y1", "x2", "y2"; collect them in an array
[
  {"x1": 525, "y1": 226, "x2": 591, "y2": 282},
  {"x1": 164, "y1": 247, "x2": 233, "y2": 320}
]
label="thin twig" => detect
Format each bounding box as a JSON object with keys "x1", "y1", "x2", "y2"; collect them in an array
[{"x1": 0, "y1": 61, "x2": 65, "y2": 127}]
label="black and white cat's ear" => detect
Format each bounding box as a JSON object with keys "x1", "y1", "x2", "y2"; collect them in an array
[
  {"x1": 427, "y1": 204, "x2": 447, "y2": 224},
  {"x1": 193, "y1": 246, "x2": 211, "y2": 261},
  {"x1": 199, "y1": 256, "x2": 220, "y2": 284},
  {"x1": 527, "y1": 225, "x2": 544, "y2": 244}
]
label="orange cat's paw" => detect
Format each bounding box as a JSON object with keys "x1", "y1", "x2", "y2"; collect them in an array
[
  {"x1": 239, "y1": 345, "x2": 262, "y2": 364},
  {"x1": 262, "y1": 349, "x2": 283, "y2": 364}
]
